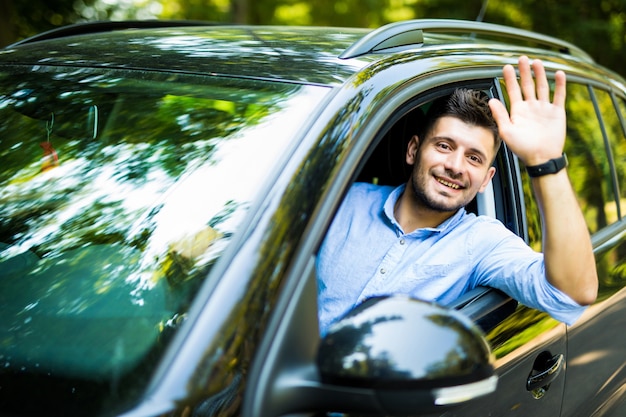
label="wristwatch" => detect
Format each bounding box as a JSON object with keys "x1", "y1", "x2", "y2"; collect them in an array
[{"x1": 526, "y1": 153, "x2": 568, "y2": 177}]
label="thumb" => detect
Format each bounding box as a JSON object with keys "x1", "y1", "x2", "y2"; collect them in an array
[{"x1": 488, "y1": 98, "x2": 510, "y2": 130}]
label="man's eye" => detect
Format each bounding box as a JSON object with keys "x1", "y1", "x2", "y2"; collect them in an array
[{"x1": 468, "y1": 155, "x2": 482, "y2": 164}]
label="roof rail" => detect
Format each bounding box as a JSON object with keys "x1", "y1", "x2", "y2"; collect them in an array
[
  {"x1": 339, "y1": 19, "x2": 593, "y2": 62},
  {"x1": 5, "y1": 20, "x2": 216, "y2": 48}
]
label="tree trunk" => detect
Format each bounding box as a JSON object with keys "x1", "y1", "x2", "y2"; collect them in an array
[
  {"x1": 0, "y1": 0, "x2": 17, "y2": 47},
  {"x1": 230, "y1": 0, "x2": 248, "y2": 23}
]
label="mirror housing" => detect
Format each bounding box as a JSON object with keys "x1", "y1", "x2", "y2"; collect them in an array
[{"x1": 316, "y1": 296, "x2": 497, "y2": 414}]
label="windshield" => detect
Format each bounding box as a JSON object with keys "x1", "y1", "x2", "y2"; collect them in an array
[{"x1": 0, "y1": 66, "x2": 328, "y2": 416}]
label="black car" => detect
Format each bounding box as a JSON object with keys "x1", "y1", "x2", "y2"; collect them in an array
[{"x1": 1, "y1": 19, "x2": 626, "y2": 417}]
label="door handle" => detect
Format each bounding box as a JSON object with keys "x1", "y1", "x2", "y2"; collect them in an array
[{"x1": 526, "y1": 352, "x2": 564, "y2": 399}]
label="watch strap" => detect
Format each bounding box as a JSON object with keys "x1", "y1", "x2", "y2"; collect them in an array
[{"x1": 526, "y1": 153, "x2": 568, "y2": 177}]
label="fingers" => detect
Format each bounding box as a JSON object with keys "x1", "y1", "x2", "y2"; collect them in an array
[
  {"x1": 531, "y1": 59, "x2": 550, "y2": 101},
  {"x1": 518, "y1": 56, "x2": 537, "y2": 100},
  {"x1": 502, "y1": 63, "x2": 521, "y2": 103},
  {"x1": 553, "y1": 70, "x2": 567, "y2": 107},
  {"x1": 503, "y1": 55, "x2": 566, "y2": 106}
]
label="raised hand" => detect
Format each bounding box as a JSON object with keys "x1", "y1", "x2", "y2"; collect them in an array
[{"x1": 488, "y1": 55, "x2": 567, "y2": 167}]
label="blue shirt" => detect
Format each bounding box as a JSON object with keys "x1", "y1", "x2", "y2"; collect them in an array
[{"x1": 316, "y1": 182, "x2": 586, "y2": 334}]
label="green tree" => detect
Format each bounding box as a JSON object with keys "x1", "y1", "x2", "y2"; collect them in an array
[
  {"x1": 0, "y1": 0, "x2": 98, "y2": 46},
  {"x1": 0, "y1": 0, "x2": 624, "y2": 83},
  {"x1": 485, "y1": 0, "x2": 626, "y2": 90}
]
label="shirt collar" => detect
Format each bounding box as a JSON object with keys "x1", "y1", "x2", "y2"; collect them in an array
[{"x1": 383, "y1": 184, "x2": 466, "y2": 235}]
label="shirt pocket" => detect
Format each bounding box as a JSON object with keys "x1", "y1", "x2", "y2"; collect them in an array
[{"x1": 394, "y1": 262, "x2": 465, "y2": 295}]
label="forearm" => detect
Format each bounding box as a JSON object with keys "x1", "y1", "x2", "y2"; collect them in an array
[
  {"x1": 490, "y1": 56, "x2": 598, "y2": 305},
  {"x1": 532, "y1": 170, "x2": 598, "y2": 305}
]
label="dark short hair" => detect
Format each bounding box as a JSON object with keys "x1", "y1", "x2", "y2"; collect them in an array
[{"x1": 417, "y1": 89, "x2": 501, "y2": 158}]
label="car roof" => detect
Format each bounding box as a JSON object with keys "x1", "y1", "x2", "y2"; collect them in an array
[
  {"x1": 0, "y1": 23, "x2": 372, "y2": 86},
  {"x1": 0, "y1": 19, "x2": 598, "y2": 87}
]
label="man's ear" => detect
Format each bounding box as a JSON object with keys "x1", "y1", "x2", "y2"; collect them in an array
[
  {"x1": 406, "y1": 135, "x2": 420, "y2": 165},
  {"x1": 478, "y1": 166, "x2": 496, "y2": 193}
]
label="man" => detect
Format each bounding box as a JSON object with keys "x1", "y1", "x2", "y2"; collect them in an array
[{"x1": 317, "y1": 56, "x2": 598, "y2": 335}]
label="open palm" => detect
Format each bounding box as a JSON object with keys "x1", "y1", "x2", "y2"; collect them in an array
[{"x1": 489, "y1": 56, "x2": 567, "y2": 167}]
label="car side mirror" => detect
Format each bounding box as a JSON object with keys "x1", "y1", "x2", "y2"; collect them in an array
[{"x1": 316, "y1": 296, "x2": 497, "y2": 415}]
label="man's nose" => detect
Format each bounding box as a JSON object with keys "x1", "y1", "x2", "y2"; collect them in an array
[{"x1": 444, "y1": 151, "x2": 464, "y2": 174}]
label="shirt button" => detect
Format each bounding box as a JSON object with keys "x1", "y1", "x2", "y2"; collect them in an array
[
  {"x1": 380, "y1": 268, "x2": 386, "y2": 274},
  {"x1": 399, "y1": 239, "x2": 405, "y2": 245}
]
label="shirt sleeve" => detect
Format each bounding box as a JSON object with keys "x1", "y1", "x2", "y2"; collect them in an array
[{"x1": 470, "y1": 216, "x2": 587, "y2": 325}]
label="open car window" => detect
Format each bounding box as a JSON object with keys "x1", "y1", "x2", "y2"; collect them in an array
[{"x1": 319, "y1": 82, "x2": 517, "y2": 336}]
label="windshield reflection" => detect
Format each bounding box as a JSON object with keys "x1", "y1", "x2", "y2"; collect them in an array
[{"x1": 0, "y1": 66, "x2": 328, "y2": 415}]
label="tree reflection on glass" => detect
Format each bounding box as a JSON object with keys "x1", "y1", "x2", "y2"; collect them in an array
[{"x1": 0, "y1": 67, "x2": 324, "y2": 415}]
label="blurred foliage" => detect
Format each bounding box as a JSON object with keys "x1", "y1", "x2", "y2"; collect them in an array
[{"x1": 0, "y1": 0, "x2": 624, "y2": 80}]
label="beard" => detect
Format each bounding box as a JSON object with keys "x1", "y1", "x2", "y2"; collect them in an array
[{"x1": 410, "y1": 170, "x2": 473, "y2": 213}]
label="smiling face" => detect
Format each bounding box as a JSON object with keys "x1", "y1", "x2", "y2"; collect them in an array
[{"x1": 406, "y1": 116, "x2": 496, "y2": 214}]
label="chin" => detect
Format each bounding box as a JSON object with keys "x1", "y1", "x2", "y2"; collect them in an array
[
  {"x1": 426, "y1": 192, "x2": 470, "y2": 212},
  {"x1": 423, "y1": 199, "x2": 464, "y2": 213}
]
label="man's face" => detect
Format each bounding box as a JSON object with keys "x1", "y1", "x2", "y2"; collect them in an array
[{"x1": 406, "y1": 116, "x2": 496, "y2": 213}]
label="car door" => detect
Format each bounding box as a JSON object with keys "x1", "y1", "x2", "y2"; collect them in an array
[
  {"x1": 394, "y1": 81, "x2": 569, "y2": 417},
  {"x1": 243, "y1": 69, "x2": 568, "y2": 417},
  {"x1": 557, "y1": 79, "x2": 626, "y2": 416},
  {"x1": 453, "y1": 71, "x2": 626, "y2": 417}
]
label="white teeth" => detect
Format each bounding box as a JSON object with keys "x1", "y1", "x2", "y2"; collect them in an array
[{"x1": 437, "y1": 178, "x2": 460, "y2": 189}]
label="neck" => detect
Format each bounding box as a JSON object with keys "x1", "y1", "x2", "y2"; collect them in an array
[{"x1": 394, "y1": 188, "x2": 457, "y2": 233}]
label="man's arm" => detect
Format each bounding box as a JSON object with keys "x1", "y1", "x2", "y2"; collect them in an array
[{"x1": 488, "y1": 56, "x2": 598, "y2": 306}]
